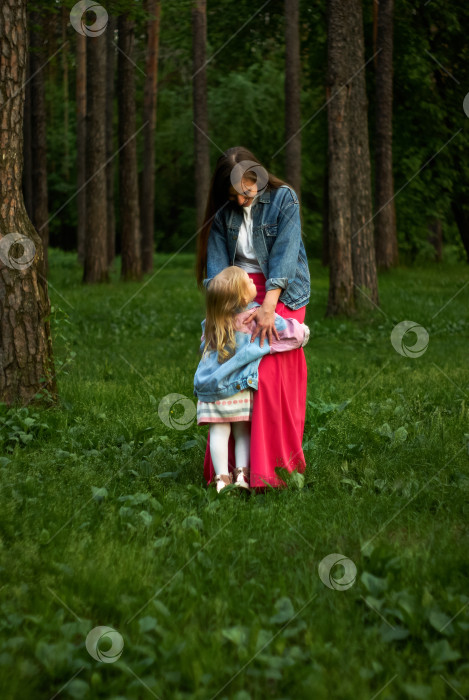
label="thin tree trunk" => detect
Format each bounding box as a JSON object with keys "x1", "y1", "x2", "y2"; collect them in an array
[
  {"x1": 325, "y1": 0, "x2": 354, "y2": 317},
  {"x1": 30, "y1": 8, "x2": 49, "y2": 275},
  {"x1": 285, "y1": 0, "x2": 302, "y2": 201},
  {"x1": 349, "y1": 0, "x2": 379, "y2": 307},
  {"x1": 23, "y1": 53, "x2": 33, "y2": 219},
  {"x1": 141, "y1": 0, "x2": 161, "y2": 274},
  {"x1": 374, "y1": 0, "x2": 398, "y2": 269},
  {"x1": 118, "y1": 14, "x2": 142, "y2": 281},
  {"x1": 451, "y1": 202, "x2": 469, "y2": 263},
  {"x1": 192, "y1": 0, "x2": 210, "y2": 230},
  {"x1": 62, "y1": 5, "x2": 69, "y2": 182},
  {"x1": 0, "y1": 0, "x2": 56, "y2": 405},
  {"x1": 83, "y1": 32, "x2": 108, "y2": 283},
  {"x1": 76, "y1": 32, "x2": 86, "y2": 264},
  {"x1": 321, "y1": 161, "x2": 329, "y2": 266},
  {"x1": 427, "y1": 218, "x2": 442, "y2": 262},
  {"x1": 106, "y1": 15, "x2": 116, "y2": 267}
]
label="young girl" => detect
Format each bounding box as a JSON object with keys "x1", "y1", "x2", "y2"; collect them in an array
[{"x1": 193, "y1": 266, "x2": 310, "y2": 493}]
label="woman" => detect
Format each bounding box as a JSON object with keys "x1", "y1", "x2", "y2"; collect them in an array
[{"x1": 195, "y1": 146, "x2": 310, "y2": 491}]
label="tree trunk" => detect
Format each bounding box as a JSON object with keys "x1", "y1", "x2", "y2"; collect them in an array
[
  {"x1": 451, "y1": 202, "x2": 469, "y2": 263},
  {"x1": 141, "y1": 0, "x2": 161, "y2": 275},
  {"x1": 76, "y1": 32, "x2": 86, "y2": 264},
  {"x1": 30, "y1": 8, "x2": 49, "y2": 275},
  {"x1": 192, "y1": 0, "x2": 210, "y2": 230},
  {"x1": 285, "y1": 0, "x2": 302, "y2": 201},
  {"x1": 62, "y1": 5, "x2": 69, "y2": 182},
  {"x1": 117, "y1": 14, "x2": 142, "y2": 281},
  {"x1": 23, "y1": 53, "x2": 33, "y2": 219},
  {"x1": 0, "y1": 0, "x2": 56, "y2": 406},
  {"x1": 83, "y1": 32, "x2": 108, "y2": 283},
  {"x1": 427, "y1": 218, "x2": 442, "y2": 262},
  {"x1": 349, "y1": 0, "x2": 379, "y2": 308},
  {"x1": 325, "y1": 0, "x2": 354, "y2": 317},
  {"x1": 106, "y1": 15, "x2": 117, "y2": 267},
  {"x1": 374, "y1": 0, "x2": 398, "y2": 269},
  {"x1": 321, "y1": 161, "x2": 329, "y2": 266}
]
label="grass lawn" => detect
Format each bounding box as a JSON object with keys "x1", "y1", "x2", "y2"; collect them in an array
[{"x1": 0, "y1": 248, "x2": 468, "y2": 699}]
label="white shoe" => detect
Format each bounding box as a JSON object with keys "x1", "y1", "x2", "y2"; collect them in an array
[
  {"x1": 234, "y1": 467, "x2": 250, "y2": 490},
  {"x1": 213, "y1": 473, "x2": 233, "y2": 493}
]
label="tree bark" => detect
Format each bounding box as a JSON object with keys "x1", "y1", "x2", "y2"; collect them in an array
[
  {"x1": 83, "y1": 32, "x2": 108, "y2": 283},
  {"x1": 349, "y1": 0, "x2": 379, "y2": 307},
  {"x1": 192, "y1": 0, "x2": 210, "y2": 230},
  {"x1": 106, "y1": 15, "x2": 117, "y2": 267},
  {"x1": 141, "y1": 0, "x2": 161, "y2": 274},
  {"x1": 325, "y1": 0, "x2": 354, "y2": 316},
  {"x1": 117, "y1": 14, "x2": 142, "y2": 281},
  {"x1": 23, "y1": 53, "x2": 33, "y2": 219},
  {"x1": 30, "y1": 8, "x2": 49, "y2": 275},
  {"x1": 427, "y1": 218, "x2": 442, "y2": 262},
  {"x1": 0, "y1": 0, "x2": 56, "y2": 405},
  {"x1": 285, "y1": 0, "x2": 302, "y2": 201},
  {"x1": 374, "y1": 0, "x2": 398, "y2": 269},
  {"x1": 76, "y1": 32, "x2": 86, "y2": 264}
]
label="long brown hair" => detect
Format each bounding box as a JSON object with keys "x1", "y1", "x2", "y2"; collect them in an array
[
  {"x1": 195, "y1": 146, "x2": 291, "y2": 290},
  {"x1": 202, "y1": 266, "x2": 252, "y2": 364}
]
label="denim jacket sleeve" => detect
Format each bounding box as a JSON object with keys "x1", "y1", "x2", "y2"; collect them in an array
[
  {"x1": 266, "y1": 193, "x2": 302, "y2": 293},
  {"x1": 202, "y1": 211, "x2": 229, "y2": 290}
]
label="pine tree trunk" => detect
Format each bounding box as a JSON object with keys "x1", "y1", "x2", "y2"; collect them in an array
[
  {"x1": 106, "y1": 15, "x2": 117, "y2": 267},
  {"x1": 141, "y1": 0, "x2": 161, "y2": 275},
  {"x1": 321, "y1": 161, "x2": 329, "y2": 266},
  {"x1": 76, "y1": 32, "x2": 86, "y2": 265},
  {"x1": 325, "y1": 0, "x2": 354, "y2": 317},
  {"x1": 0, "y1": 0, "x2": 56, "y2": 405},
  {"x1": 374, "y1": 0, "x2": 398, "y2": 269},
  {"x1": 23, "y1": 53, "x2": 33, "y2": 219},
  {"x1": 62, "y1": 6, "x2": 69, "y2": 182},
  {"x1": 83, "y1": 32, "x2": 108, "y2": 283},
  {"x1": 192, "y1": 0, "x2": 210, "y2": 230},
  {"x1": 285, "y1": 0, "x2": 302, "y2": 200},
  {"x1": 118, "y1": 14, "x2": 142, "y2": 281},
  {"x1": 30, "y1": 8, "x2": 49, "y2": 275},
  {"x1": 349, "y1": 0, "x2": 379, "y2": 307}
]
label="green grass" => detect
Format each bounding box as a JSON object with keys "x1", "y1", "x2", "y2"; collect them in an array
[{"x1": 0, "y1": 248, "x2": 468, "y2": 699}]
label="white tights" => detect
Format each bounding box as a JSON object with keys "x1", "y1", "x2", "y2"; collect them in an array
[{"x1": 209, "y1": 422, "x2": 250, "y2": 476}]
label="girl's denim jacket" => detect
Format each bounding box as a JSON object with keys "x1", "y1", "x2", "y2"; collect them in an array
[
  {"x1": 202, "y1": 186, "x2": 310, "y2": 310},
  {"x1": 193, "y1": 301, "x2": 310, "y2": 402}
]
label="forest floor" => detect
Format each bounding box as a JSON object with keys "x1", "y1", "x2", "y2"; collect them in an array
[{"x1": 0, "y1": 248, "x2": 468, "y2": 699}]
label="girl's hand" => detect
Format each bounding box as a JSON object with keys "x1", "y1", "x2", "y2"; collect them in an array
[{"x1": 246, "y1": 305, "x2": 280, "y2": 348}]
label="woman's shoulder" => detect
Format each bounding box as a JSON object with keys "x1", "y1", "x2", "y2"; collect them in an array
[{"x1": 269, "y1": 185, "x2": 299, "y2": 206}]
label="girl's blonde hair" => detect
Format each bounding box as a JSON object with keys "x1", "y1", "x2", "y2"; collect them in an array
[{"x1": 202, "y1": 266, "x2": 252, "y2": 364}]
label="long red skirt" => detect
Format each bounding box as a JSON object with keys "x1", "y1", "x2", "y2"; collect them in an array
[{"x1": 203, "y1": 271, "x2": 308, "y2": 491}]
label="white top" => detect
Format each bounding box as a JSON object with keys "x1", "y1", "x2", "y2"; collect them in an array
[{"x1": 233, "y1": 194, "x2": 263, "y2": 273}]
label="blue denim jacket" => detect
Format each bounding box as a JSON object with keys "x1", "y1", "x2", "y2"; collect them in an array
[
  {"x1": 202, "y1": 185, "x2": 310, "y2": 310},
  {"x1": 193, "y1": 301, "x2": 309, "y2": 402}
]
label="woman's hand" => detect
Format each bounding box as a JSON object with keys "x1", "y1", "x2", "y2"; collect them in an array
[{"x1": 245, "y1": 305, "x2": 280, "y2": 348}]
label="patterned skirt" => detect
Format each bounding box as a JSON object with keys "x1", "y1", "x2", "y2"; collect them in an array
[{"x1": 197, "y1": 388, "x2": 254, "y2": 424}]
